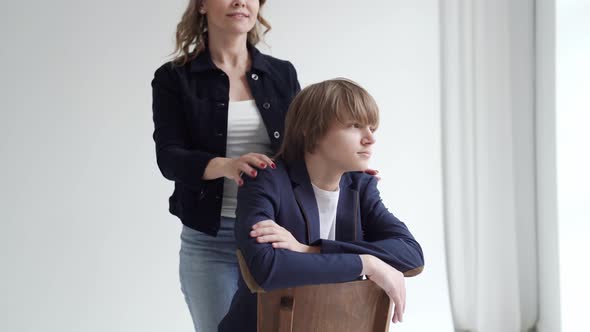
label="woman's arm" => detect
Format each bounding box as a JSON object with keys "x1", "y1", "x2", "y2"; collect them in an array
[
  {"x1": 151, "y1": 64, "x2": 216, "y2": 190},
  {"x1": 152, "y1": 64, "x2": 275, "y2": 188}
]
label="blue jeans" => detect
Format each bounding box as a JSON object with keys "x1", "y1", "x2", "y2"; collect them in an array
[{"x1": 179, "y1": 217, "x2": 239, "y2": 332}]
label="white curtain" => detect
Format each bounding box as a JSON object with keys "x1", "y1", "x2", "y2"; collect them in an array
[{"x1": 439, "y1": 0, "x2": 539, "y2": 331}]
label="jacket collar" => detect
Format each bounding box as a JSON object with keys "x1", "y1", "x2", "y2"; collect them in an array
[
  {"x1": 286, "y1": 159, "x2": 357, "y2": 243},
  {"x1": 287, "y1": 159, "x2": 352, "y2": 189},
  {"x1": 189, "y1": 42, "x2": 272, "y2": 74}
]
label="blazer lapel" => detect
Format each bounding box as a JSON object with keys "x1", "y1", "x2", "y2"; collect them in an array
[
  {"x1": 336, "y1": 174, "x2": 359, "y2": 242},
  {"x1": 288, "y1": 160, "x2": 321, "y2": 243}
]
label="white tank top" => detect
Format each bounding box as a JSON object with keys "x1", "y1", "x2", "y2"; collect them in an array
[{"x1": 221, "y1": 100, "x2": 272, "y2": 218}]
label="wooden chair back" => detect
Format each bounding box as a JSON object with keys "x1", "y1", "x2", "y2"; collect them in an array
[{"x1": 257, "y1": 279, "x2": 392, "y2": 332}]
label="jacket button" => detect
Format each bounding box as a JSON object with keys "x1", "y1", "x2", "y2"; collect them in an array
[
  {"x1": 216, "y1": 102, "x2": 226, "y2": 107},
  {"x1": 263, "y1": 102, "x2": 271, "y2": 109},
  {"x1": 273, "y1": 131, "x2": 280, "y2": 139},
  {"x1": 216, "y1": 132, "x2": 224, "y2": 137},
  {"x1": 251, "y1": 73, "x2": 259, "y2": 81}
]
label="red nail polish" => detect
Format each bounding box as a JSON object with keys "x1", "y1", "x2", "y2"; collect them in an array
[
  {"x1": 260, "y1": 163, "x2": 266, "y2": 168},
  {"x1": 251, "y1": 170, "x2": 257, "y2": 176},
  {"x1": 238, "y1": 180, "x2": 244, "y2": 186},
  {"x1": 271, "y1": 163, "x2": 276, "y2": 169}
]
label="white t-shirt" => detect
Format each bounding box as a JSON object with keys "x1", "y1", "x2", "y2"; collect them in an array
[
  {"x1": 221, "y1": 100, "x2": 272, "y2": 218},
  {"x1": 311, "y1": 183, "x2": 340, "y2": 240}
]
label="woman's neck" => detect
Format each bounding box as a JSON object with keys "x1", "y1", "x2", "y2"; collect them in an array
[
  {"x1": 304, "y1": 153, "x2": 343, "y2": 192},
  {"x1": 207, "y1": 30, "x2": 249, "y2": 70}
]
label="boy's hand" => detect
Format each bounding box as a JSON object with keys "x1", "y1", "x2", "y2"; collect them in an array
[
  {"x1": 360, "y1": 255, "x2": 406, "y2": 324},
  {"x1": 250, "y1": 220, "x2": 319, "y2": 253}
]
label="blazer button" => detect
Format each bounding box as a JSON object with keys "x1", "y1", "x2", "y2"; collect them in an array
[
  {"x1": 216, "y1": 102, "x2": 226, "y2": 107},
  {"x1": 263, "y1": 102, "x2": 271, "y2": 109},
  {"x1": 273, "y1": 131, "x2": 280, "y2": 139},
  {"x1": 251, "y1": 73, "x2": 259, "y2": 81}
]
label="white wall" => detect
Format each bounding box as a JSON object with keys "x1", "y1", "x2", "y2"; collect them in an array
[
  {"x1": 0, "y1": 1, "x2": 450, "y2": 331},
  {"x1": 556, "y1": 1, "x2": 590, "y2": 331}
]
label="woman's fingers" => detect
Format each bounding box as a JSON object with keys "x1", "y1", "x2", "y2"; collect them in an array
[
  {"x1": 231, "y1": 171, "x2": 244, "y2": 186},
  {"x1": 226, "y1": 153, "x2": 276, "y2": 185},
  {"x1": 243, "y1": 153, "x2": 274, "y2": 170},
  {"x1": 259, "y1": 155, "x2": 276, "y2": 168},
  {"x1": 238, "y1": 161, "x2": 258, "y2": 178},
  {"x1": 228, "y1": 160, "x2": 254, "y2": 185},
  {"x1": 364, "y1": 168, "x2": 378, "y2": 175},
  {"x1": 363, "y1": 168, "x2": 381, "y2": 181},
  {"x1": 249, "y1": 153, "x2": 275, "y2": 168}
]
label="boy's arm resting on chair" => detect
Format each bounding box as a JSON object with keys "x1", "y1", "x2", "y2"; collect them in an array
[
  {"x1": 316, "y1": 174, "x2": 425, "y2": 277},
  {"x1": 235, "y1": 168, "x2": 363, "y2": 292},
  {"x1": 235, "y1": 168, "x2": 424, "y2": 293}
]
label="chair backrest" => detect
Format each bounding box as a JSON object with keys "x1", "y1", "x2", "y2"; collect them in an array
[
  {"x1": 257, "y1": 279, "x2": 392, "y2": 332},
  {"x1": 236, "y1": 249, "x2": 392, "y2": 332}
]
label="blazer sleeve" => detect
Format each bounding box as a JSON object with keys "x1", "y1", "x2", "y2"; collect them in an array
[
  {"x1": 235, "y1": 168, "x2": 363, "y2": 291},
  {"x1": 317, "y1": 176, "x2": 425, "y2": 276},
  {"x1": 151, "y1": 64, "x2": 217, "y2": 190}
]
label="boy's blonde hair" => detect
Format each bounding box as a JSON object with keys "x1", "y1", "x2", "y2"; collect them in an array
[{"x1": 276, "y1": 78, "x2": 380, "y2": 162}]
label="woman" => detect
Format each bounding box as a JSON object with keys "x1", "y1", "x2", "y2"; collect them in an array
[
  {"x1": 151, "y1": 0, "x2": 300, "y2": 331},
  {"x1": 219, "y1": 79, "x2": 425, "y2": 331}
]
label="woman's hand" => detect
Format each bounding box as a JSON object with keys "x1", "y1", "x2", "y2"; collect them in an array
[
  {"x1": 250, "y1": 220, "x2": 319, "y2": 253},
  {"x1": 203, "y1": 153, "x2": 276, "y2": 185},
  {"x1": 360, "y1": 255, "x2": 406, "y2": 324},
  {"x1": 223, "y1": 153, "x2": 276, "y2": 186},
  {"x1": 363, "y1": 168, "x2": 381, "y2": 181}
]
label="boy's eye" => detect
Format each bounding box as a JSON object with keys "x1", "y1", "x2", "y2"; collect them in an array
[{"x1": 351, "y1": 123, "x2": 361, "y2": 128}]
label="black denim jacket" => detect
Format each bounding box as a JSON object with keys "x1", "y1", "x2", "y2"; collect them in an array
[{"x1": 151, "y1": 44, "x2": 300, "y2": 235}]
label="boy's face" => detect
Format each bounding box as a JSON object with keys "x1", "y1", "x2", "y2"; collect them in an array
[{"x1": 312, "y1": 117, "x2": 376, "y2": 172}]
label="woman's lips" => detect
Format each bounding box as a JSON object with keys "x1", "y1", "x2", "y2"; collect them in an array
[{"x1": 227, "y1": 13, "x2": 249, "y2": 18}]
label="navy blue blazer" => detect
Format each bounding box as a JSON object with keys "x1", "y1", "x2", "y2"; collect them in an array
[
  {"x1": 219, "y1": 159, "x2": 424, "y2": 332},
  {"x1": 151, "y1": 44, "x2": 300, "y2": 235}
]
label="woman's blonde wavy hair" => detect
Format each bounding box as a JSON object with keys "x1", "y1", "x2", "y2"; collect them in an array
[{"x1": 172, "y1": 0, "x2": 270, "y2": 65}]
